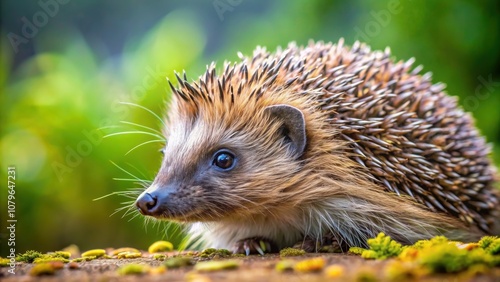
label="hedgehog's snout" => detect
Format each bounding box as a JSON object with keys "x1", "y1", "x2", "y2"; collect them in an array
[
  {"x1": 135, "y1": 192, "x2": 158, "y2": 215},
  {"x1": 135, "y1": 185, "x2": 174, "y2": 217}
]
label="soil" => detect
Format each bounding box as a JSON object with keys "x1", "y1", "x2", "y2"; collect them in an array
[{"x1": 1, "y1": 252, "x2": 499, "y2": 282}]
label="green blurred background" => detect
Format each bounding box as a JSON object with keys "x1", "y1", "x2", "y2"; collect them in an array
[{"x1": 1, "y1": 0, "x2": 499, "y2": 255}]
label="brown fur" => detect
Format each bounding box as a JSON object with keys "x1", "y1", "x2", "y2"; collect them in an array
[{"x1": 138, "y1": 39, "x2": 499, "y2": 250}]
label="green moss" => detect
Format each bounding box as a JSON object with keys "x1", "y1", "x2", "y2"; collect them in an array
[
  {"x1": 360, "y1": 232, "x2": 402, "y2": 260},
  {"x1": 197, "y1": 248, "x2": 232, "y2": 259},
  {"x1": 16, "y1": 250, "x2": 43, "y2": 263},
  {"x1": 279, "y1": 247, "x2": 306, "y2": 257},
  {"x1": 153, "y1": 254, "x2": 166, "y2": 261},
  {"x1": 51, "y1": 251, "x2": 71, "y2": 259},
  {"x1": 349, "y1": 246, "x2": 367, "y2": 255},
  {"x1": 492, "y1": 255, "x2": 500, "y2": 266},
  {"x1": 117, "y1": 263, "x2": 149, "y2": 275},
  {"x1": 478, "y1": 236, "x2": 500, "y2": 255},
  {"x1": 478, "y1": 236, "x2": 496, "y2": 249},
  {"x1": 412, "y1": 236, "x2": 452, "y2": 250},
  {"x1": 352, "y1": 233, "x2": 500, "y2": 275},
  {"x1": 163, "y1": 257, "x2": 193, "y2": 268},
  {"x1": 72, "y1": 256, "x2": 96, "y2": 262},
  {"x1": 418, "y1": 243, "x2": 493, "y2": 273}
]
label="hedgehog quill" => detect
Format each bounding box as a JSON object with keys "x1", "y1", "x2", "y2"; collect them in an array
[{"x1": 135, "y1": 39, "x2": 499, "y2": 255}]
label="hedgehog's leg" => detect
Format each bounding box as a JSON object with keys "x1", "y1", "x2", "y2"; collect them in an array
[
  {"x1": 292, "y1": 233, "x2": 346, "y2": 253},
  {"x1": 232, "y1": 237, "x2": 277, "y2": 255}
]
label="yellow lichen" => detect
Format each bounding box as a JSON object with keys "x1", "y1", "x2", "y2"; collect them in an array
[
  {"x1": 185, "y1": 273, "x2": 212, "y2": 282},
  {"x1": 324, "y1": 264, "x2": 345, "y2": 278},
  {"x1": 148, "y1": 241, "x2": 174, "y2": 253},
  {"x1": 384, "y1": 260, "x2": 426, "y2": 281},
  {"x1": 397, "y1": 247, "x2": 419, "y2": 262},
  {"x1": 0, "y1": 258, "x2": 11, "y2": 267},
  {"x1": 117, "y1": 263, "x2": 150, "y2": 275},
  {"x1": 61, "y1": 244, "x2": 80, "y2": 258},
  {"x1": 81, "y1": 249, "x2": 106, "y2": 258},
  {"x1": 279, "y1": 247, "x2": 306, "y2": 257},
  {"x1": 112, "y1": 247, "x2": 140, "y2": 256},
  {"x1": 293, "y1": 257, "x2": 325, "y2": 272},
  {"x1": 125, "y1": 252, "x2": 142, "y2": 259},
  {"x1": 194, "y1": 260, "x2": 240, "y2": 272},
  {"x1": 116, "y1": 251, "x2": 142, "y2": 259},
  {"x1": 29, "y1": 263, "x2": 56, "y2": 276},
  {"x1": 275, "y1": 260, "x2": 295, "y2": 272},
  {"x1": 149, "y1": 265, "x2": 167, "y2": 275},
  {"x1": 33, "y1": 257, "x2": 69, "y2": 264}
]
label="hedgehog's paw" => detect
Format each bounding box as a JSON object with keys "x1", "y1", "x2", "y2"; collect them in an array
[
  {"x1": 293, "y1": 234, "x2": 344, "y2": 253},
  {"x1": 232, "y1": 237, "x2": 275, "y2": 256},
  {"x1": 292, "y1": 237, "x2": 319, "y2": 252}
]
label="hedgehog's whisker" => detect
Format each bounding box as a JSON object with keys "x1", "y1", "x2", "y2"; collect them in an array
[
  {"x1": 103, "y1": 130, "x2": 165, "y2": 140},
  {"x1": 125, "y1": 139, "x2": 165, "y2": 156},
  {"x1": 119, "y1": 120, "x2": 165, "y2": 137},
  {"x1": 112, "y1": 203, "x2": 136, "y2": 218},
  {"x1": 109, "y1": 161, "x2": 152, "y2": 184},
  {"x1": 119, "y1": 102, "x2": 167, "y2": 128}
]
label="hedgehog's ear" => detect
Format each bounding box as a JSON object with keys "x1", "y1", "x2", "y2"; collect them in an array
[{"x1": 264, "y1": 104, "x2": 306, "y2": 157}]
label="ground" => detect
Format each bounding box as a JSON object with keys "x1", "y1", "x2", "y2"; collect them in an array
[{"x1": 1, "y1": 252, "x2": 499, "y2": 282}]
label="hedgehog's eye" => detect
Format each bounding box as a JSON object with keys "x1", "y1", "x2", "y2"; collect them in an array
[
  {"x1": 159, "y1": 148, "x2": 166, "y2": 156},
  {"x1": 212, "y1": 150, "x2": 236, "y2": 171}
]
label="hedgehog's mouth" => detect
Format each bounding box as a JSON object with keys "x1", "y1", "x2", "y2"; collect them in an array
[
  {"x1": 137, "y1": 202, "x2": 208, "y2": 222},
  {"x1": 153, "y1": 209, "x2": 222, "y2": 223}
]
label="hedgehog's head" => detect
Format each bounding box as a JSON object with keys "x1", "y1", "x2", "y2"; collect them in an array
[{"x1": 135, "y1": 72, "x2": 314, "y2": 223}]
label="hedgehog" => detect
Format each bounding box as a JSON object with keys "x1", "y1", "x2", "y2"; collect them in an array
[{"x1": 135, "y1": 39, "x2": 499, "y2": 255}]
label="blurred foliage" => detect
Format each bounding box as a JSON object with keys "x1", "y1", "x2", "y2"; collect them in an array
[{"x1": 1, "y1": 0, "x2": 499, "y2": 254}]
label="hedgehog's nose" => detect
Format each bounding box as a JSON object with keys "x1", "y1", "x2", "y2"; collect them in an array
[{"x1": 135, "y1": 192, "x2": 159, "y2": 215}]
